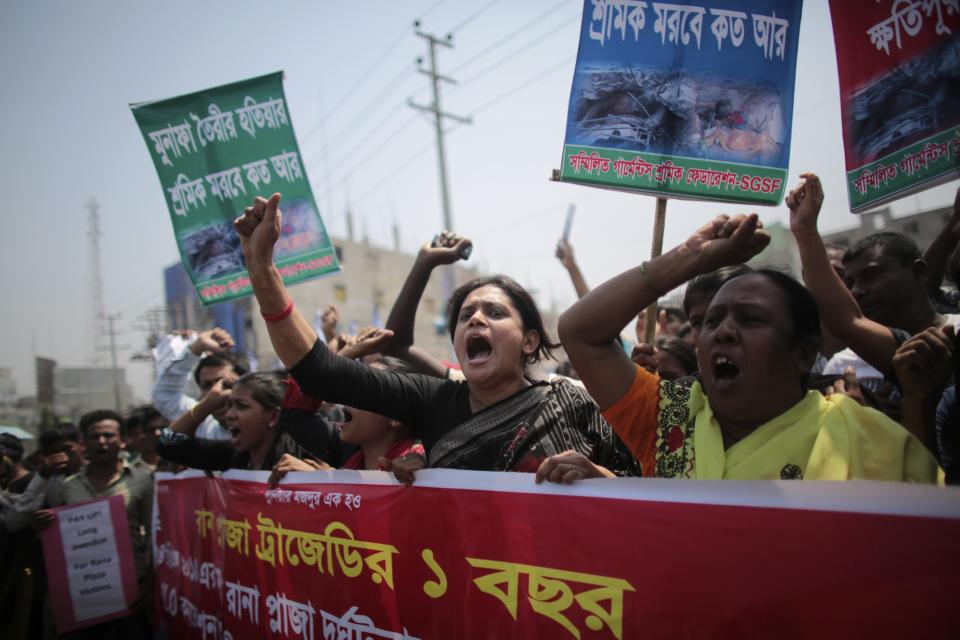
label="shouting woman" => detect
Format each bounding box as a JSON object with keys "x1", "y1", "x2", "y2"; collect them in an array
[
  {"x1": 234, "y1": 194, "x2": 639, "y2": 483},
  {"x1": 559, "y1": 211, "x2": 938, "y2": 482}
]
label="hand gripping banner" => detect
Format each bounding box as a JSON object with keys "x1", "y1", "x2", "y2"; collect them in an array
[{"x1": 153, "y1": 469, "x2": 960, "y2": 639}]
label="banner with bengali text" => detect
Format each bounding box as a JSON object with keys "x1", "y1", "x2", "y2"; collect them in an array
[
  {"x1": 829, "y1": 1, "x2": 960, "y2": 213},
  {"x1": 153, "y1": 469, "x2": 960, "y2": 639},
  {"x1": 131, "y1": 72, "x2": 339, "y2": 306},
  {"x1": 558, "y1": 0, "x2": 803, "y2": 205}
]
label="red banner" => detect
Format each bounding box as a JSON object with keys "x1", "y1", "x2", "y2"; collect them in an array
[
  {"x1": 828, "y1": 0, "x2": 960, "y2": 211},
  {"x1": 154, "y1": 470, "x2": 960, "y2": 639}
]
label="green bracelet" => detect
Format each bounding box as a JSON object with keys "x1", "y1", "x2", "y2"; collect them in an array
[{"x1": 639, "y1": 261, "x2": 651, "y2": 285}]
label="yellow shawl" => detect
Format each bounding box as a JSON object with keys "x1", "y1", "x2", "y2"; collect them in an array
[{"x1": 685, "y1": 386, "x2": 939, "y2": 482}]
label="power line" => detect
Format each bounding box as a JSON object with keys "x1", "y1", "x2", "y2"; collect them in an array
[
  {"x1": 319, "y1": 111, "x2": 422, "y2": 194},
  {"x1": 457, "y1": 13, "x2": 579, "y2": 89},
  {"x1": 472, "y1": 54, "x2": 576, "y2": 115},
  {"x1": 446, "y1": 0, "x2": 500, "y2": 34},
  {"x1": 349, "y1": 53, "x2": 577, "y2": 207},
  {"x1": 448, "y1": 0, "x2": 574, "y2": 75},
  {"x1": 305, "y1": 63, "x2": 416, "y2": 168},
  {"x1": 300, "y1": 0, "x2": 447, "y2": 144}
]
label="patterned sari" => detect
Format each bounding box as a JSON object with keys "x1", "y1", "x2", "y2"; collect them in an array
[{"x1": 429, "y1": 378, "x2": 641, "y2": 476}]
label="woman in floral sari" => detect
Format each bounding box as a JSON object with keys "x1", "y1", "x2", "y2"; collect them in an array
[
  {"x1": 559, "y1": 201, "x2": 938, "y2": 483},
  {"x1": 233, "y1": 194, "x2": 639, "y2": 483}
]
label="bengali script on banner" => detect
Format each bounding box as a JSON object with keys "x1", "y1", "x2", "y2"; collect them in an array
[
  {"x1": 131, "y1": 72, "x2": 339, "y2": 306},
  {"x1": 829, "y1": 0, "x2": 960, "y2": 212},
  {"x1": 153, "y1": 469, "x2": 960, "y2": 639},
  {"x1": 558, "y1": 0, "x2": 804, "y2": 205}
]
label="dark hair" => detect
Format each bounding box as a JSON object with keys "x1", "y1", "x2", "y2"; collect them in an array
[
  {"x1": 367, "y1": 354, "x2": 418, "y2": 375},
  {"x1": 843, "y1": 232, "x2": 921, "y2": 267},
  {"x1": 683, "y1": 264, "x2": 753, "y2": 315},
  {"x1": 446, "y1": 275, "x2": 559, "y2": 364},
  {"x1": 751, "y1": 269, "x2": 822, "y2": 347},
  {"x1": 948, "y1": 245, "x2": 960, "y2": 285},
  {"x1": 654, "y1": 336, "x2": 698, "y2": 376},
  {"x1": 194, "y1": 351, "x2": 249, "y2": 386},
  {"x1": 39, "y1": 423, "x2": 81, "y2": 453},
  {"x1": 0, "y1": 433, "x2": 24, "y2": 461},
  {"x1": 124, "y1": 405, "x2": 163, "y2": 437},
  {"x1": 233, "y1": 372, "x2": 285, "y2": 411},
  {"x1": 78, "y1": 410, "x2": 124, "y2": 437},
  {"x1": 661, "y1": 306, "x2": 687, "y2": 323}
]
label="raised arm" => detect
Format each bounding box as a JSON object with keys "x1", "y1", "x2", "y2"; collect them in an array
[
  {"x1": 559, "y1": 214, "x2": 769, "y2": 409},
  {"x1": 922, "y1": 187, "x2": 960, "y2": 298},
  {"x1": 892, "y1": 325, "x2": 954, "y2": 456},
  {"x1": 788, "y1": 173, "x2": 899, "y2": 375},
  {"x1": 383, "y1": 230, "x2": 472, "y2": 378},
  {"x1": 555, "y1": 238, "x2": 590, "y2": 299},
  {"x1": 234, "y1": 194, "x2": 320, "y2": 368}
]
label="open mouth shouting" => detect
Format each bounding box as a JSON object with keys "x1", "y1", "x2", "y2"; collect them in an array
[
  {"x1": 466, "y1": 335, "x2": 494, "y2": 366},
  {"x1": 710, "y1": 353, "x2": 742, "y2": 389}
]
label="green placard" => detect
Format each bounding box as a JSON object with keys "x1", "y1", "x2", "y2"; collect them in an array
[
  {"x1": 131, "y1": 71, "x2": 339, "y2": 305},
  {"x1": 845, "y1": 127, "x2": 960, "y2": 213}
]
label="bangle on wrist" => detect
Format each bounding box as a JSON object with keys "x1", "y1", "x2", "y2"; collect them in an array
[{"x1": 262, "y1": 299, "x2": 295, "y2": 323}]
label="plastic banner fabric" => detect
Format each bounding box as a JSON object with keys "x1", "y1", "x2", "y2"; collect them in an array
[
  {"x1": 558, "y1": 0, "x2": 804, "y2": 205},
  {"x1": 131, "y1": 72, "x2": 339, "y2": 306},
  {"x1": 829, "y1": 1, "x2": 960, "y2": 212},
  {"x1": 153, "y1": 469, "x2": 960, "y2": 639}
]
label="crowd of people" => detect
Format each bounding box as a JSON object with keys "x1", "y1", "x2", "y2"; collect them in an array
[{"x1": 1, "y1": 174, "x2": 957, "y2": 637}]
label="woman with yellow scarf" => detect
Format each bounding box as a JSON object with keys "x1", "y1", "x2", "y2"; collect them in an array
[{"x1": 558, "y1": 198, "x2": 938, "y2": 483}]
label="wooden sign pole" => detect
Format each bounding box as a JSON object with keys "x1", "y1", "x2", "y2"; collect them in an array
[{"x1": 643, "y1": 197, "x2": 667, "y2": 344}]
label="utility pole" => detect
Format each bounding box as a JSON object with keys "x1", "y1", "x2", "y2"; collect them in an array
[
  {"x1": 410, "y1": 23, "x2": 472, "y2": 301},
  {"x1": 98, "y1": 313, "x2": 127, "y2": 412},
  {"x1": 86, "y1": 198, "x2": 107, "y2": 365}
]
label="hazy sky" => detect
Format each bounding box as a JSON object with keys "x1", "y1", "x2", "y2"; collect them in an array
[{"x1": 1, "y1": 0, "x2": 956, "y2": 401}]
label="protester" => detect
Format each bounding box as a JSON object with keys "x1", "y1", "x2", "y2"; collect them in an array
[
  {"x1": 382, "y1": 229, "x2": 475, "y2": 379},
  {"x1": 892, "y1": 325, "x2": 954, "y2": 472},
  {"x1": 269, "y1": 356, "x2": 426, "y2": 484},
  {"x1": 653, "y1": 336, "x2": 698, "y2": 381},
  {"x1": 559, "y1": 212, "x2": 939, "y2": 481},
  {"x1": 0, "y1": 434, "x2": 32, "y2": 493},
  {"x1": 123, "y1": 405, "x2": 166, "y2": 471},
  {"x1": 157, "y1": 372, "x2": 342, "y2": 471},
  {"x1": 555, "y1": 237, "x2": 590, "y2": 299},
  {"x1": 682, "y1": 264, "x2": 754, "y2": 343},
  {"x1": 789, "y1": 175, "x2": 958, "y2": 388},
  {"x1": 656, "y1": 307, "x2": 687, "y2": 336},
  {"x1": 1, "y1": 424, "x2": 86, "y2": 640},
  {"x1": 44, "y1": 410, "x2": 153, "y2": 639},
  {"x1": 235, "y1": 194, "x2": 640, "y2": 484},
  {"x1": 151, "y1": 327, "x2": 248, "y2": 440}
]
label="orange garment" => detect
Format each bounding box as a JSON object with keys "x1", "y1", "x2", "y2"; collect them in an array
[{"x1": 601, "y1": 366, "x2": 661, "y2": 478}]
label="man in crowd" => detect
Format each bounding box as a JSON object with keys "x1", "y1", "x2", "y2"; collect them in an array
[
  {"x1": 1, "y1": 424, "x2": 86, "y2": 640},
  {"x1": 47, "y1": 410, "x2": 153, "y2": 639},
  {"x1": 0, "y1": 433, "x2": 33, "y2": 493},
  {"x1": 123, "y1": 405, "x2": 166, "y2": 471},
  {"x1": 151, "y1": 327, "x2": 247, "y2": 440}
]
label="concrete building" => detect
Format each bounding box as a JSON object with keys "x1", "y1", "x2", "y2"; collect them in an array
[
  {"x1": 820, "y1": 203, "x2": 953, "y2": 252},
  {"x1": 746, "y1": 203, "x2": 953, "y2": 279},
  {"x1": 53, "y1": 367, "x2": 133, "y2": 420},
  {"x1": 163, "y1": 235, "x2": 480, "y2": 371}
]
